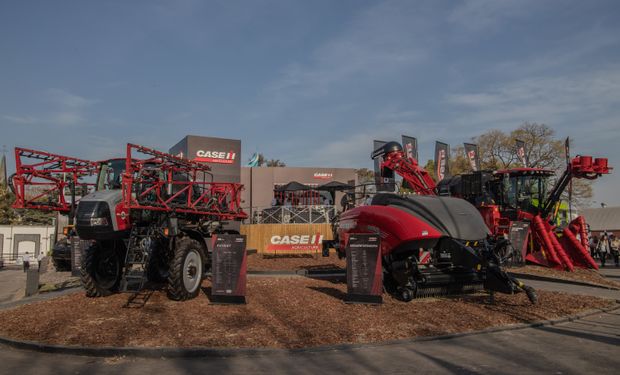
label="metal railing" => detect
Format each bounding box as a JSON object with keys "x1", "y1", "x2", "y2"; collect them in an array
[{"x1": 249, "y1": 205, "x2": 337, "y2": 224}]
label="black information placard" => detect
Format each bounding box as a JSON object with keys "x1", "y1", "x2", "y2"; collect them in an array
[
  {"x1": 507, "y1": 221, "x2": 530, "y2": 266},
  {"x1": 70, "y1": 237, "x2": 90, "y2": 277},
  {"x1": 345, "y1": 234, "x2": 382, "y2": 304},
  {"x1": 211, "y1": 234, "x2": 247, "y2": 304}
]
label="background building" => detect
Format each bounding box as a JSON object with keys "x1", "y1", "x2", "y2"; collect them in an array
[
  {"x1": 581, "y1": 206, "x2": 620, "y2": 237},
  {"x1": 241, "y1": 166, "x2": 357, "y2": 219}
]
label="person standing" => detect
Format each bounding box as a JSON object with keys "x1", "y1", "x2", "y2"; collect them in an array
[
  {"x1": 597, "y1": 233, "x2": 610, "y2": 267},
  {"x1": 589, "y1": 235, "x2": 598, "y2": 259},
  {"x1": 22, "y1": 252, "x2": 30, "y2": 272},
  {"x1": 340, "y1": 193, "x2": 353, "y2": 212},
  {"x1": 611, "y1": 234, "x2": 620, "y2": 267}
]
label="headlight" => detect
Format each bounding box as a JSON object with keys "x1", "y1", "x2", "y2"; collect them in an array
[{"x1": 90, "y1": 217, "x2": 109, "y2": 226}]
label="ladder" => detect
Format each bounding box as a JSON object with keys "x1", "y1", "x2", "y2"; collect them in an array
[{"x1": 120, "y1": 226, "x2": 152, "y2": 293}]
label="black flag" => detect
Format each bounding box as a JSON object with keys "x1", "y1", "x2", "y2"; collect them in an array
[
  {"x1": 434, "y1": 141, "x2": 450, "y2": 180},
  {"x1": 401, "y1": 135, "x2": 418, "y2": 161},
  {"x1": 515, "y1": 139, "x2": 528, "y2": 167},
  {"x1": 464, "y1": 143, "x2": 480, "y2": 172}
]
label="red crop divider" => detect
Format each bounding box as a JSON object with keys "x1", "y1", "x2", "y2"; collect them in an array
[
  {"x1": 530, "y1": 215, "x2": 563, "y2": 269},
  {"x1": 561, "y1": 227, "x2": 598, "y2": 269}
]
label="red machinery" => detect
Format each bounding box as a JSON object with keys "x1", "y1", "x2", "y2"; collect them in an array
[
  {"x1": 11, "y1": 147, "x2": 98, "y2": 213},
  {"x1": 328, "y1": 142, "x2": 537, "y2": 302},
  {"x1": 439, "y1": 155, "x2": 611, "y2": 271},
  {"x1": 364, "y1": 140, "x2": 611, "y2": 274},
  {"x1": 12, "y1": 144, "x2": 247, "y2": 300}
]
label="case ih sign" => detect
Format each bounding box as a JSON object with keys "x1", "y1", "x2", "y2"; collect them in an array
[
  {"x1": 313, "y1": 172, "x2": 333, "y2": 180},
  {"x1": 195, "y1": 150, "x2": 237, "y2": 164},
  {"x1": 266, "y1": 233, "x2": 324, "y2": 252},
  {"x1": 169, "y1": 135, "x2": 241, "y2": 184}
]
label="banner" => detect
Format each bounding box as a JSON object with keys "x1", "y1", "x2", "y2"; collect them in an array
[
  {"x1": 434, "y1": 141, "x2": 450, "y2": 180},
  {"x1": 516, "y1": 139, "x2": 528, "y2": 167},
  {"x1": 401, "y1": 135, "x2": 418, "y2": 161},
  {"x1": 464, "y1": 143, "x2": 481, "y2": 172}
]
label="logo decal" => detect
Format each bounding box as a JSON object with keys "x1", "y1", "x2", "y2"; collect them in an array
[{"x1": 194, "y1": 150, "x2": 236, "y2": 164}]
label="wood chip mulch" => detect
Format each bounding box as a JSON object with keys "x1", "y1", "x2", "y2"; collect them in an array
[
  {"x1": 247, "y1": 252, "x2": 346, "y2": 272},
  {"x1": 510, "y1": 265, "x2": 620, "y2": 289},
  {"x1": 0, "y1": 278, "x2": 613, "y2": 349}
]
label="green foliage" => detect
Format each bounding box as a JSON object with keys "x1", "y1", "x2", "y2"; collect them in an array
[
  {"x1": 423, "y1": 160, "x2": 436, "y2": 181},
  {"x1": 355, "y1": 168, "x2": 374, "y2": 184},
  {"x1": 265, "y1": 159, "x2": 286, "y2": 167},
  {"x1": 0, "y1": 187, "x2": 55, "y2": 225},
  {"x1": 255, "y1": 153, "x2": 286, "y2": 167},
  {"x1": 467, "y1": 122, "x2": 591, "y2": 208}
]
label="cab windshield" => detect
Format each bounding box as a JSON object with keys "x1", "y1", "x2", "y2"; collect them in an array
[
  {"x1": 97, "y1": 159, "x2": 127, "y2": 190},
  {"x1": 504, "y1": 175, "x2": 549, "y2": 213}
]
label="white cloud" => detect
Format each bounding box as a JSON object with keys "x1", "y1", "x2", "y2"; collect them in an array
[
  {"x1": 448, "y1": 0, "x2": 535, "y2": 32},
  {"x1": 263, "y1": 1, "x2": 431, "y2": 103},
  {"x1": 2, "y1": 115, "x2": 38, "y2": 125},
  {"x1": 46, "y1": 88, "x2": 98, "y2": 109},
  {"x1": 445, "y1": 66, "x2": 620, "y2": 130}
]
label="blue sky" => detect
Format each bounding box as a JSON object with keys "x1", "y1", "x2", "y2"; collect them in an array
[{"x1": 1, "y1": 0, "x2": 619, "y2": 206}]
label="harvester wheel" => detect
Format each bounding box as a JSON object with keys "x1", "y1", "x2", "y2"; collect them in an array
[
  {"x1": 400, "y1": 287, "x2": 415, "y2": 302},
  {"x1": 80, "y1": 242, "x2": 122, "y2": 297},
  {"x1": 167, "y1": 237, "x2": 205, "y2": 301}
]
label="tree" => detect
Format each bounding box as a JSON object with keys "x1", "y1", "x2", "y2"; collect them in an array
[
  {"x1": 423, "y1": 160, "x2": 436, "y2": 181},
  {"x1": 0, "y1": 189, "x2": 16, "y2": 225},
  {"x1": 472, "y1": 122, "x2": 592, "y2": 209},
  {"x1": 449, "y1": 146, "x2": 472, "y2": 176},
  {"x1": 265, "y1": 159, "x2": 286, "y2": 167},
  {"x1": 356, "y1": 168, "x2": 374, "y2": 184}
]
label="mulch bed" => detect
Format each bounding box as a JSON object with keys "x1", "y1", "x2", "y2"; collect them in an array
[
  {"x1": 0, "y1": 278, "x2": 613, "y2": 349},
  {"x1": 509, "y1": 265, "x2": 620, "y2": 289},
  {"x1": 247, "y1": 252, "x2": 346, "y2": 272}
]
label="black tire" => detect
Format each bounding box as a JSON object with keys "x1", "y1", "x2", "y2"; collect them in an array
[
  {"x1": 167, "y1": 237, "x2": 205, "y2": 301},
  {"x1": 147, "y1": 246, "x2": 170, "y2": 283},
  {"x1": 53, "y1": 259, "x2": 71, "y2": 272},
  {"x1": 80, "y1": 242, "x2": 122, "y2": 297}
]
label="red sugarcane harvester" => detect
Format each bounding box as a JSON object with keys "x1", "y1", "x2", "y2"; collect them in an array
[
  {"x1": 11, "y1": 144, "x2": 247, "y2": 300},
  {"x1": 438, "y1": 155, "x2": 611, "y2": 271},
  {"x1": 327, "y1": 142, "x2": 538, "y2": 302},
  {"x1": 369, "y1": 138, "x2": 611, "y2": 272}
]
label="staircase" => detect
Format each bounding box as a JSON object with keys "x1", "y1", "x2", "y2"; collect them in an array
[{"x1": 120, "y1": 227, "x2": 152, "y2": 293}]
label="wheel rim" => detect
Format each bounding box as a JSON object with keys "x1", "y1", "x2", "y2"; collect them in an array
[
  {"x1": 183, "y1": 249, "x2": 202, "y2": 293},
  {"x1": 95, "y1": 249, "x2": 120, "y2": 289}
]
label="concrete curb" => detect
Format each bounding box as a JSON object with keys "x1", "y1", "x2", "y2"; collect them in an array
[
  {"x1": 509, "y1": 272, "x2": 620, "y2": 290},
  {"x1": 1, "y1": 302, "x2": 618, "y2": 358}
]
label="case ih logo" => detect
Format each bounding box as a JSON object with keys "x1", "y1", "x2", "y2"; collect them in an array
[
  {"x1": 267, "y1": 233, "x2": 324, "y2": 252},
  {"x1": 194, "y1": 150, "x2": 236, "y2": 164},
  {"x1": 313, "y1": 172, "x2": 332, "y2": 180}
]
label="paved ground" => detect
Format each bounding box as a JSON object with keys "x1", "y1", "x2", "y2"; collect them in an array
[
  {"x1": 1, "y1": 270, "x2": 619, "y2": 374},
  {"x1": 0, "y1": 306, "x2": 618, "y2": 374},
  {"x1": 0, "y1": 269, "x2": 27, "y2": 304}
]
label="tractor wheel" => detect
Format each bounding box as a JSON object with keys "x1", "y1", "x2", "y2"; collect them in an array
[
  {"x1": 167, "y1": 238, "x2": 205, "y2": 301},
  {"x1": 80, "y1": 242, "x2": 122, "y2": 297}
]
